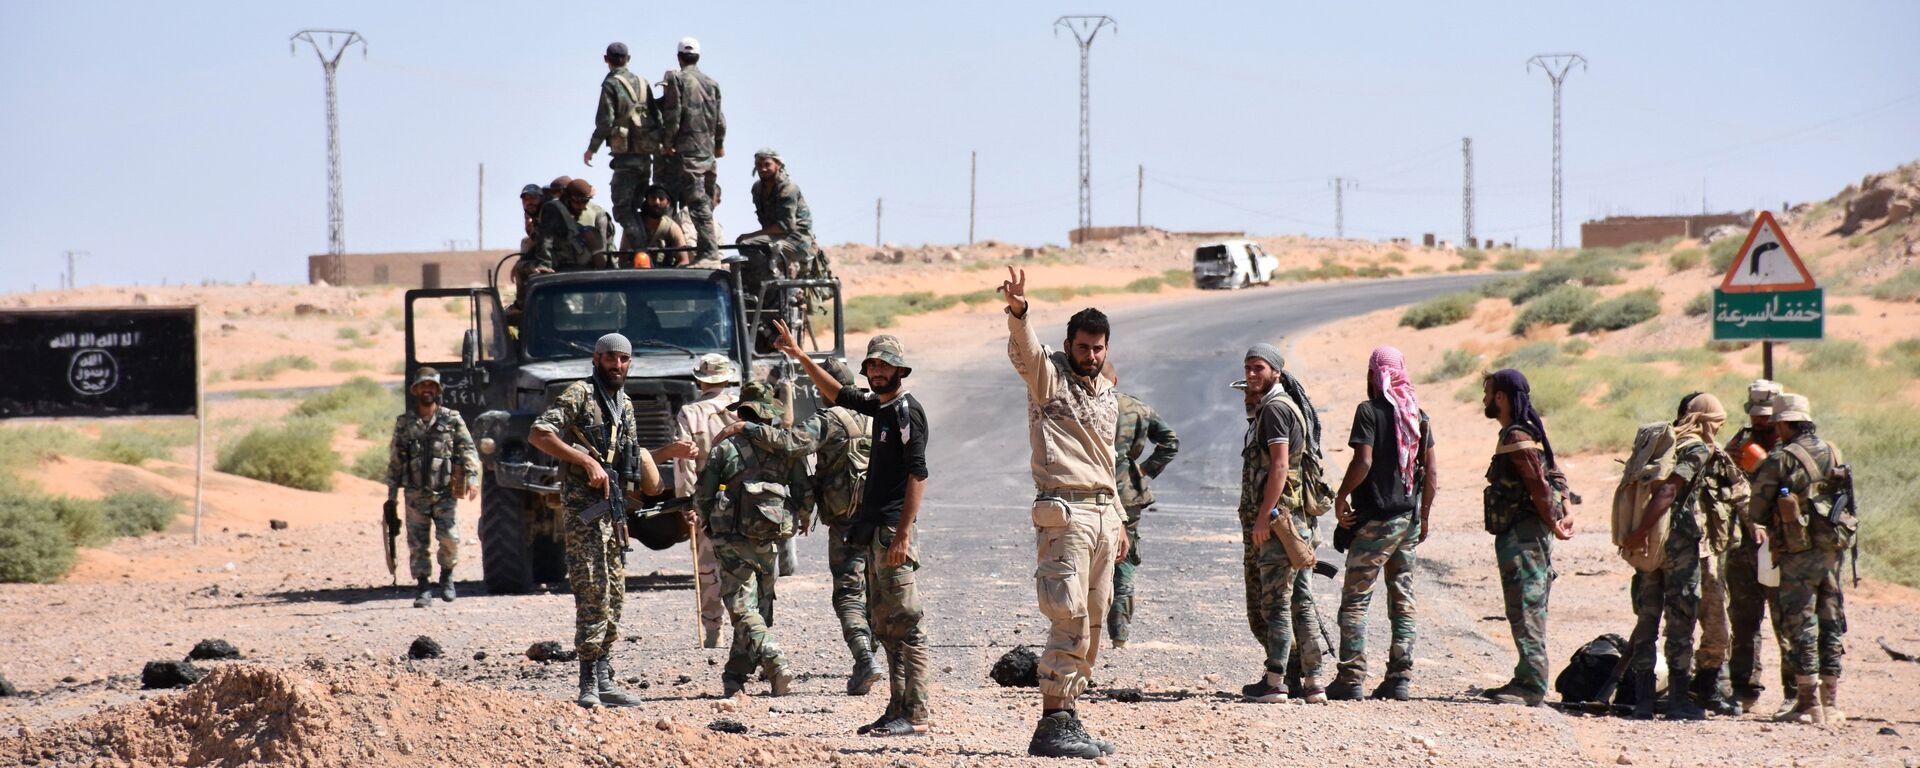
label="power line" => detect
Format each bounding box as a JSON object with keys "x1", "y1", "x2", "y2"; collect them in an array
[
  {"x1": 1054, "y1": 15, "x2": 1116, "y2": 239},
  {"x1": 291, "y1": 29, "x2": 367, "y2": 283},
  {"x1": 1527, "y1": 53, "x2": 1586, "y2": 249}
]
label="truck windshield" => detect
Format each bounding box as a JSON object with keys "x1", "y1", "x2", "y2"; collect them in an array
[{"x1": 524, "y1": 278, "x2": 735, "y2": 360}]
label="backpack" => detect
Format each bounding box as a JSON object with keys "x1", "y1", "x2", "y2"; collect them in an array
[
  {"x1": 1484, "y1": 425, "x2": 1575, "y2": 535},
  {"x1": 607, "y1": 72, "x2": 663, "y2": 156},
  {"x1": 1612, "y1": 422, "x2": 1690, "y2": 572},
  {"x1": 1554, "y1": 633, "x2": 1630, "y2": 705},
  {"x1": 1269, "y1": 395, "x2": 1334, "y2": 518},
  {"x1": 1781, "y1": 441, "x2": 1856, "y2": 554},
  {"x1": 711, "y1": 440, "x2": 794, "y2": 542},
  {"x1": 814, "y1": 408, "x2": 873, "y2": 526}
]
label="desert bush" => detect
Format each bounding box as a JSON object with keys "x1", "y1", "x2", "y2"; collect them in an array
[
  {"x1": 1708, "y1": 235, "x2": 1743, "y2": 273},
  {"x1": 1831, "y1": 303, "x2": 1857, "y2": 315},
  {"x1": 1160, "y1": 269, "x2": 1193, "y2": 288},
  {"x1": 89, "y1": 422, "x2": 194, "y2": 466},
  {"x1": 217, "y1": 417, "x2": 340, "y2": 492},
  {"x1": 1458, "y1": 248, "x2": 1487, "y2": 269},
  {"x1": 1684, "y1": 291, "x2": 1713, "y2": 317},
  {"x1": 1124, "y1": 275, "x2": 1165, "y2": 293},
  {"x1": 0, "y1": 496, "x2": 77, "y2": 583},
  {"x1": 1561, "y1": 338, "x2": 1592, "y2": 356},
  {"x1": 1511, "y1": 285, "x2": 1596, "y2": 334},
  {"x1": 1509, "y1": 252, "x2": 1630, "y2": 304},
  {"x1": 351, "y1": 444, "x2": 390, "y2": 482},
  {"x1": 1668, "y1": 248, "x2": 1704, "y2": 272},
  {"x1": 1399, "y1": 293, "x2": 1477, "y2": 329},
  {"x1": 1871, "y1": 267, "x2": 1920, "y2": 301},
  {"x1": 102, "y1": 490, "x2": 181, "y2": 537},
  {"x1": 1492, "y1": 250, "x2": 1528, "y2": 271},
  {"x1": 234, "y1": 355, "x2": 318, "y2": 381},
  {"x1": 1571, "y1": 289, "x2": 1662, "y2": 334},
  {"x1": 1800, "y1": 340, "x2": 1866, "y2": 370},
  {"x1": 1419, "y1": 349, "x2": 1482, "y2": 384},
  {"x1": 50, "y1": 496, "x2": 107, "y2": 547},
  {"x1": 1494, "y1": 341, "x2": 1562, "y2": 370}
]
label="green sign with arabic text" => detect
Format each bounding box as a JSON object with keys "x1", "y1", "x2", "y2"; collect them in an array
[{"x1": 1711, "y1": 288, "x2": 1824, "y2": 340}]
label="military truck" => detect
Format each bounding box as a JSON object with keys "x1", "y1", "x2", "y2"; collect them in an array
[{"x1": 404, "y1": 248, "x2": 846, "y2": 594}]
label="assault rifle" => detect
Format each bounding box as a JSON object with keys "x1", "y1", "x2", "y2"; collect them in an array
[
  {"x1": 382, "y1": 498, "x2": 401, "y2": 585},
  {"x1": 573, "y1": 443, "x2": 633, "y2": 556},
  {"x1": 1831, "y1": 463, "x2": 1859, "y2": 586}
]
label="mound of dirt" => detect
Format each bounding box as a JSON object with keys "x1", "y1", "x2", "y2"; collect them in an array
[{"x1": 5, "y1": 663, "x2": 879, "y2": 767}]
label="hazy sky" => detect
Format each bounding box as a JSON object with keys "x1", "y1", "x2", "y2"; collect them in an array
[{"x1": 3, "y1": 0, "x2": 1916, "y2": 294}]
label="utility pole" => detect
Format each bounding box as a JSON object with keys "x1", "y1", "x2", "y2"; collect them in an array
[
  {"x1": 1527, "y1": 53, "x2": 1586, "y2": 250},
  {"x1": 62, "y1": 250, "x2": 88, "y2": 290},
  {"x1": 1329, "y1": 177, "x2": 1357, "y2": 239},
  {"x1": 875, "y1": 197, "x2": 883, "y2": 247},
  {"x1": 1136, "y1": 164, "x2": 1143, "y2": 228},
  {"x1": 477, "y1": 163, "x2": 485, "y2": 250},
  {"x1": 1054, "y1": 15, "x2": 1117, "y2": 240},
  {"x1": 1462, "y1": 138, "x2": 1475, "y2": 246},
  {"x1": 291, "y1": 29, "x2": 367, "y2": 284},
  {"x1": 969, "y1": 151, "x2": 977, "y2": 247}
]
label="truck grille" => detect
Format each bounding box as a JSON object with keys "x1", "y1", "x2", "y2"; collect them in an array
[{"x1": 630, "y1": 393, "x2": 676, "y2": 450}]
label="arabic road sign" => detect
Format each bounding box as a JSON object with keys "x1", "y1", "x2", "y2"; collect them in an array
[
  {"x1": 1712, "y1": 288, "x2": 1824, "y2": 340},
  {"x1": 1720, "y1": 211, "x2": 1816, "y2": 293}
]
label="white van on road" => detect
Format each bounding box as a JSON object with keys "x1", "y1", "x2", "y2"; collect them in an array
[{"x1": 1192, "y1": 240, "x2": 1278, "y2": 289}]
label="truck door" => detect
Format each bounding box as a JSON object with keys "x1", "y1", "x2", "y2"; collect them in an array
[{"x1": 403, "y1": 287, "x2": 508, "y2": 423}]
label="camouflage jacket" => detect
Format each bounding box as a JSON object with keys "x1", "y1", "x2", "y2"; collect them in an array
[
  {"x1": 1668, "y1": 439, "x2": 1750, "y2": 556},
  {"x1": 533, "y1": 198, "x2": 592, "y2": 270},
  {"x1": 577, "y1": 202, "x2": 614, "y2": 256},
  {"x1": 694, "y1": 433, "x2": 814, "y2": 537},
  {"x1": 531, "y1": 379, "x2": 638, "y2": 509},
  {"x1": 588, "y1": 67, "x2": 650, "y2": 156},
  {"x1": 1483, "y1": 424, "x2": 1551, "y2": 536},
  {"x1": 1239, "y1": 389, "x2": 1310, "y2": 542},
  {"x1": 385, "y1": 406, "x2": 480, "y2": 497},
  {"x1": 750, "y1": 171, "x2": 813, "y2": 243},
  {"x1": 1748, "y1": 432, "x2": 1847, "y2": 552},
  {"x1": 1113, "y1": 391, "x2": 1178, "y2": 514},
  {"x1": 742, "y1": 408, "x2": 871, "y2": 527},
  {"x1": 659, "y1": 65, "x2": 725, "y2": 158}
]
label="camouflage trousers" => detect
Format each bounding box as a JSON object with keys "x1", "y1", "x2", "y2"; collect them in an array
[
  {"x1": 827, "y1": 523, "x2": 874, "y2": 656},
  {"x1": 1108, "y1": 514, "x2": 1144, "y2": 643},
  {"x1": 1726, "y1": 540, "x2": 1793, "y2": 693},
  {"x1": 1032, "y1": 494, "x2": 1121, "y2": 702},
  {"x1": 1778, "y1": 547, "x2": 1847, "y2": 678},
  {"x1": 1627, "y1": 531, "x2": 1701, "y2": 674},
  {"x1": 1241, "y1": 516, "x2": 1329, "y2": 678},
  {"x1": 403, "y1": 492, "x2": 459, "y2": 581},
  {"x1": 1335, "y1": 514, "x2": 1419, "y2": 686},
  {"x1": 869, "y1": 524, "x2": 929, "y2": 724},
  {"x1": 713, "y1": 535, "x2": 788, "y2": 681},
  {"x1": 662, "y1": 155, "x2": 719, "y2": 260},
  {"x1": 1696, "y1": 551, "x2": 1732, "y2": 669},
  {"x1": 694, "y1": 528, "x2": 725, "y2": 635},
  {"x1": 1493, "y1": 515, "x2": 1556, "y2": 695},
  {"x1": 564, "y1": 513, "x2": 625, "y2": 662},
  {"x1": 608, "y1": 153, "x2": 651, "y2": 251}
]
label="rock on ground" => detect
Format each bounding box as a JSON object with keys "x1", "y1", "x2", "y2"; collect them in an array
[
  {"x1": 140, "y1": 661, "x2": 205, "y2": 690},
  {"x1": 188, "y1": 638, "x2": 242, "y2": 661},
  {"x1": 990, "y1": 647, "x2": 1039, "y2": 688}
]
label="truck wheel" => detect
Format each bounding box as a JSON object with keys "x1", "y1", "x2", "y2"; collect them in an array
[{"x1": 479, "y1": 474, "x2": 534, "y2": 595}]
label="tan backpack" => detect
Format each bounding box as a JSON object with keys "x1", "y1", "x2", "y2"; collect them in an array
[{"x1": 1612, "y1": 423, "x2": 1704, "y2": 572}]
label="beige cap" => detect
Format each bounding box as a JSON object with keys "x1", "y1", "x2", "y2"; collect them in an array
[
  {"x1": 692, "y1": 352, "x2": 738, "y2": 384},
  {"x1": 1746, "y1": 379, "x2": 1783, "y2": 416},
  {"x1": 1770, "y1": 392, "x2": 1812, "y2": 423}
]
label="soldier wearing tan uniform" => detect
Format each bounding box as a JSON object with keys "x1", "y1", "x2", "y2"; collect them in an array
[
  {"x1": 998, "y1": 267, "x2": 1124, "y2": 760},
  {"x1": 655, "y1": 352, "x2": 739, "y2": 646}
]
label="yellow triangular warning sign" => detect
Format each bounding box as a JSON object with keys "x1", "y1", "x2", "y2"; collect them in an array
[{"x1": 1720, "y1": 211, "x2": 1816, "y2": 293}]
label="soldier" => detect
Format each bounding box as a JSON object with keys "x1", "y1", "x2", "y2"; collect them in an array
[
  {"x1": 1748, "y1": 393, "x2": 1852, "y2": 725},
  {"x1": 773, "y1": 322, "x2": 931, "y2": 736},
  {"x1": 639, "y1": 185, "x2": 690, "y2": 261},
  {"x1": 1105, "y1": 363, "x2": 1179, "y2": 649},
  {"x1": 530, "y1": 177, "x2": 595, "y2": 272},
  {"x1": 1618, "y1": 393, "x2": 1747, "y2": 720},
  {"x1": 1478, "y1": 369, "x2": 1574, "y2": 707},
  {"x1": 998, "y1": 267, "x2": 1123, "y2": 759},
  {"x1": 1724, "y1": 379, "x2": 1793, "y2": 710},
  {"x1": 736, "y1": 148, "x2": 818, "y2": 285},
  {"x1": 527, "y1": 333, "x2": 650, "y2": 709},
  {"x1": 583, "y1": 41, "x2": 653, "y2": 252},
  {"x1": 519, "y1": 183, "x2": 543, "y2": 247},
  {"x1": 659, "y1": 37, "x2": 726, "y2": 263},
  {"x1": 384, "y1": 367, "x2": 481, "y2": 608},
  {"x1": 1237, "y1": 344, "x2": 1331, "y2": 705},
  {"x1": 694, "y1": 381, "x2": 812, "y2": 698},
  {"x1": 569, "y1": 179, "x2": 615, "y2": 262},
  {"x1": 653, "y1": 353, "x2": 739, "y2": 647},
  {"x1": 1328, "y1": 347, "x2": 1434, "y2": 702}
]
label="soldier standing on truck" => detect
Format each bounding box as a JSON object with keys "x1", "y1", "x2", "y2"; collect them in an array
[
  {"x1": 658, "y1": 37, "x2": 725, "y2": 264},
  {"x1": 384, "y1": 367, "x2": 481, "y2": 608},
  {"x1": 527, "y1": 333, "x2": 648, "y2": 709},
  {"x1": 654, "y1": 353, "x2": 739, "y2": 647},
  {"x1": 695, "y1": 381, "x2": 813, "y2": 698},
  {"x1": 582, "y1": 42, "x2": 653, "y2": 252}
]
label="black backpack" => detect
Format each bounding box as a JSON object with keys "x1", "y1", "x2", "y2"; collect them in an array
[{"x1": 1554, "y1": 633, "x2": 1633, "y2": 705}]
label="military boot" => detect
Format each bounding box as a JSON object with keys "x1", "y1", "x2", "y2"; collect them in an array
[
  {"x1": 767, "y1": 664, "x2": 794, "y2": 697},
  {"x1": 1370, "y1": 677, "x2": 1410, "y2": 701},
  {"x1": 1069, "y1": 711, "x2": 1117, "y2": 756},
  {"x1": 1819, "y1": 675, "x2": 1845, "y2": 724},
  {"x1": 575, "y1": 659, "x2": 602, "y2": 708},
  {"x1": 1665, "y1": 670, "x2": 1707, "y2": 721},
  {"x1": 594, "y1": 657, "x2": 644, "y2": 708},
  {"x1": 1696, "y1": 667, "x2": 1738, "y2": 716},
  {"x1": 412, "y1": 577, "x2": 434, "y2": 608},
  {"x1": 1773, "y1": 675, "x2": 1824, "y2": 724},
  {"x1": 1631, "y1": 670, "x2": 1658, "y2": 720},
  {"x1": 1297, "y1": 676, "x2": 1329, "y2": 704},
  {"x1": 1027, "y1": 711, "x2": 1102, "y2": 759},
  {"x1": 438, "y1": 569, "x2": 456, "y2": 602},
  {"x1": 1326, "y1": 680, "x2": 1365, "y2": 701},
  {"x1": 847, "y1": 641, "x2": 882, "y2": 696},
  {"x1": 722, "y1": 674, "x2": 747, "y2": 698},
  {"x1": 702, "y1": 625, "x2": 722, "y2": 649}
]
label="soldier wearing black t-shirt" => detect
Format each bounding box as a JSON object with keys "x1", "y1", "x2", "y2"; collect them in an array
[{"x1": 770, "y1": 321, "x2": 931, "y2": 738}]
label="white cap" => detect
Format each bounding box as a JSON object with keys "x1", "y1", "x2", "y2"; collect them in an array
[{"x1": 677, "y1": 37, "x2": 700, "y2": 55}]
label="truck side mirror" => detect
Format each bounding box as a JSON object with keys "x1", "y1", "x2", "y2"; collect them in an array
[{"x1": 461, "y1": 329, "x2": 479, "y2": 369}]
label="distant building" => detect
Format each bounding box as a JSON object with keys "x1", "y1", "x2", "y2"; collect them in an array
[
  {"x1": 308, "y1": 250, "x2": 513, "y2": 288},
  {"x1": 1580, "y1": 213, "x2": 1750, "y2": 249}
]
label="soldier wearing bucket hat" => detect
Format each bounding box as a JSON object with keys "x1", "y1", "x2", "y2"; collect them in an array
[
  {"x1": 652, "y1": 351, "x2": 742, "y2": 647},
  {"x1": 384, "y1": 367, "x2": 481, "y2": 608},
  {"x1": 1723, "y1": 378, "x2": 1793, "y2": 709},
  {"x1": 1747, "y1": 392, "x2": 1853, "y2": 725}
]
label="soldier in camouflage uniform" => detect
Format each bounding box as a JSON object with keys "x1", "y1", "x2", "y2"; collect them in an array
[
  {"x1": 1478, "y1": 369, "x2": 1574, "y2": 707},
  {"x1": 528, "y1": 334, "x2": 647, "y2": 709},
  {"x1": 1328, "y1": 347, "x2": 1434, "y2": 702},
  {"x1": 1618, "y1": 393, "x2": 1747, "y2": 720},
  {"x1": 659, "y1": 37, "x2": 725, "y2": 263},
  {"x1": 737, "y1": 148, "x2": 818, "y2": 287},
  {"x1": 569, "y1": 179, "x2": 615, "y2": 261},
  {"x1": 1724, "y1": 379, "x2": 1793, "y2": 709},
  {"x1": 583, "y1": 42, "x2": 653, "y2": 252},
  {"x1": 1105, "y1": 365, "x2": 1178, "y2": 649},
  {"x1": 695, "y1": 381, "x2": 813, "y2": 698},
  {"x1": 1237, "y1": 344, "x2": 1330, "y2": 705},
  {"x1": 1747, "y1": 393, "x2": 1852, "y2": 725},
  {"x1": 384, "y1": 367, "x2": 481, "y2": 608}
]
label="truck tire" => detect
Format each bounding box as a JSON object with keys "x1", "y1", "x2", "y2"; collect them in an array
[{"x1": 479, "y1": 474, "x2": 534, "y2": 595}]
